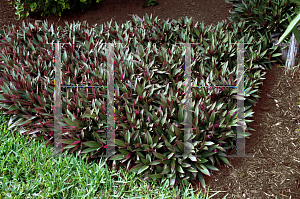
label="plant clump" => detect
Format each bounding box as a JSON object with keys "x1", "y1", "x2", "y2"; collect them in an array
[{"x1": 0, "y1": 11, "x2": 285, "y2": 189}]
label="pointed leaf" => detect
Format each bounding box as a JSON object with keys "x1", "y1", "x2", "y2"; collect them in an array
[
  {"x1": 177, "y1": 140, "x2": 184, "y2": 153},
  {"x1": 180, "y1": 162, "x2": 192, "y2": 168},
  {"x1": 189, "y1": 154, "x2": 197, "y2": 162},
  {"x1": 171, "y1": 158, "x2": 176, "y2": 172},
  {"x1": 129, "y1": 163, "x2": 144, "y2": 173},
  {"x1": 114, "y1": 139, "x2": 125, "y2": 147},
  {"x1": 146, "y1": 131, "x2": 153, "y2": 145},
  {"x1": 201, "y1": 151, "x2": 216, "y2": 158},
  {"x1": 186, "y1": 167, "x2": 198, "y2": 173},
  {"x1": 176, "y1": 164, "x2": 185, "y2": 174},
  {"x1": 161, "y1": 165, "x2": 171, "y2": 174},
  {"x1": 218, "y1": 155, "x2": 231, "y2": 166},
  {"x1": 197, "y1": 171, "x2": 206, "y2": 188},
  {"x1": 109, "y1": 154, "x2": 125, "y2": 161},
  {"x1": 82, "y1": 114, "x2": 96, "y2": 119},
  {"x1": 178, "y1": 105, "x2": 184, "y2": 123},
  {"x1": 149, "y1": 160, "x2": 162, "y2": 165},
  {"x1": 61, "y1": 139, "x2": 76, "y2": 144},
  {"x1": 203, "y1": 163, "x2": 219, "y2": 171},
  {"x1": 138, "y1": 165, "x2": 149, "y2": 175},
  {"x1": 83, "y1": 141, "x2": 101, "y2": 148},
  {"x1": 197, "y1": 164, "x2": 210, "y2": 176},
  {"x1": 276, "y1": 12, "x2": 300, "y2": 45},
  {"x1": 153, "y1": 151, "x2": 166, "y2": 160},
  {"x1": 170, "y1": 172, "x2": 176, "y2": 187},
  {"x1": 147, "y1": 174, "x2": 164, "y2": 180},
  {"x1": 63, "y1": 117, "x2": 79, "y2": 127},
  {"x1": 81, "y1": 147, "x2": 98, "y2": 153}
]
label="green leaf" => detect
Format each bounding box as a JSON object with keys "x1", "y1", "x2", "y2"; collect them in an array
[
  {"x1": 109, "y1": 154, "x2": 125, "y2": 161},
  {"x1": 224, "y1": 111, "x2": 232, "y2": 123},
  {"x1": 271, "y1": 53, "x2": 283, "y2": 58},
  {"x1": 60, "y1": 139, "x2": 76, "y2": 144},
  {"x1": 130, "y1": 163, "x2": 144, "y2": 173},
  {"x1": 114, "y1": 139, "x2": 125, "y2": 147},
  {"x1": 177, "y1": 140, "x2": 184, "y2": 153},
  {"x1": 194, "y1": 27, "x2": 200, "y2": 37},
  {"x1": 197, "y1": 172, "x2": 206, "y2": 189},
  {"x1": 244, "y1": 109, "x2": 254, "y2": 118},
  {"x1": 201, "y1": 151, "x2": 216, "y2": 158},
  {"x1": 293, "y1": 26, "x2": 300, "y2": 44},
  {"x1": 203, "y1": 163, "x2": 219, "y2": 171},
  {"x1": 160, "y1": 111, "x2": 167, "y2": 126},
  {"x1": 173, "y1": 125, "x2": 182, "y2": 139},
  {"x1": 202, "y1": 40, "x2": 209, "y2": 49},
  {"x1": 136, "y1": 82, "x2": 142, "y2": 96},
  {"x1": 147, "y1": 174, "x2": 164, "y2": 180},
  {"x1": 146, "y1": 131, "x2": 153, "y2": 145},
  {"x1": 153, "y1": 134, "x2": 159, "y2": 145},
  {"x1": 125, "y1": 130, "x2": 131, "y2": 144},
  {"x1": 1, "y1": 81, "x2": 12, "y2": 95},
  {"x1": 149, "y1": 160, "x2": 162, "y2": 165},
  {"x1": 81, "y1": 147, "x2": 98, "y2": 153},
  {"x1": 161, "y1": 165, "x2": 171, "y2": 175},
  {"x1": 66, "y1": 108, "x2": 75, "y2": 121},
  {"x1": 137, "y1": 43, "x2": 144, "y2": 58},
  {"x1": 125, "y1": 104, "x2": 130, "y2": 114},
  {"x1": 63, "y1": 117, "x2": 79, "y2": 127},
  {"x1": 63, "y1": 145, "x2": 76, "y2": 149},
  {"x1": 52, "y1": 6, "x2": 56, "y2": 14},
  {"x1": 176, "y1": 164, "x2": 185, "y2": 174},
  {"x1": 171, "y1": 158, "x2": 176, "y2": 171},
  {"x1": 7, "y1": 117, "x2": 24, "y2": 131},
  {"x1": 82, "y1": 114, "x2": 96, "y2": 119},
  {"x1": 137, "y1": 151, "x2": 145, "y2": 159},
  {"x1": 195, "y1": 104, "x2": 199, "y2": 118},
  {"x1": 197, "y1": 157, "x2": 208, "y2": 164},
  {"x1": 218, "y1": 155, "x2": 231, "y2": 166},
  {"x1": 138, "y1": 165, "x2": 149, "y2": 175},
  {"x1": 197, "y1": 164, "x2": 210, "y2": 176},
  {"x1": 83, "y1": 141, "x2": 101, "y2": 148},
  {"x1": 99, "y1": 113, "x2": 106, "y2": 120},
  {"x1": 188, "y1": 154, "x2": 197, "y2": 162},
  {"x1": 186, "y1": 167, "x2": 198, "y2": 173},
  {"x1": 178, "y1": 105, "x2": 184, "y2": 123},
  {"x1": 16, "y1": 117, "x2": 37, "y2": 126},
  {"x1": 204, "y1": 141, "x2": 215, "y2": 146},
  {"x1": 165, "y1": 140, "x2": 173, "y2": 150},
  {"x1": 153, "y1": 152, "x2": 165, "y2": 160},
  {"x1": 180, "y1": 162, "x2": 191, "y2": 167},
  {"x1": 141, "y1": 158, "x2": 150, "y2": 165},
  {"x1": 164, "y1": 148, "x2": 174, "y2": 158},
  {"x1": 276, "y1": 12, "x2": 300, "y2": 45}
]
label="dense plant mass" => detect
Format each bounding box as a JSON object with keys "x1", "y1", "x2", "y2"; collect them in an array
[
  {"x1": 225, "y1": 0, "x2": 300, "y2": 65},
  {"x1": 0, "y1": 0, "x2": 295, "y2": 189},
  {"x1": 7, "y1": 0, "x2": 159, "y2": 21}
]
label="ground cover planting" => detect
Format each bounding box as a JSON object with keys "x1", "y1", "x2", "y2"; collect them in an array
[{"x1": 0, "y1": 0, "x2": 300, "y2": 198}]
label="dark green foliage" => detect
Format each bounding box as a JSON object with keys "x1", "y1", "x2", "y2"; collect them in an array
[
  {"x1": 0, "y1": 9, "x2": 287, "y2": 189},
  {"x1": 7, "y1": 0, "x2": 159, "y2": 21},
  {"x1": 225, "y1": 0, "x2": 300, "y2": 60},
  {"x1": 142, "y1": 0, "x2": 159, "y2": 8},
  {"x1": 7, "y1": 0, "x2": 103, "y2": 20}
]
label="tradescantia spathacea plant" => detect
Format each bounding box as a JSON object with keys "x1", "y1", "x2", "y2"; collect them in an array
[
  {"x1": 0, "y1": 13, "x2": 281, "y2": 189},
  {"x1": 274, "y1": 0, "x2": 300, "y2": 73},
  {"x1": 276, "y1": 0, "x2": 300, "y2": 46}
]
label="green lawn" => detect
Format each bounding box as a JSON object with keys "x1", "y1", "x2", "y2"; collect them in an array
[{"x1": 0, "y1": 110, "x2": 228, "y2": 198}]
